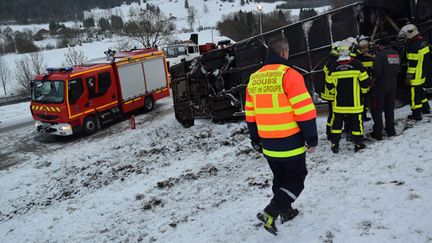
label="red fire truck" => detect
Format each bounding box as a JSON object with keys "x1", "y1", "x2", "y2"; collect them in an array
[{"x1": 30, "y1": 48, "x2": 170, "y2": 136}]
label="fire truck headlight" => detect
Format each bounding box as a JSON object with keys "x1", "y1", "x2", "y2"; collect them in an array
[{"x1": 59, "y1": 125, "x2": 72, "y2": 131}]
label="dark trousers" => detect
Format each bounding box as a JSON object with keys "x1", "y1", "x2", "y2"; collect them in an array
[
  {"x1": 326, "y1": 102, "x2": 333, "y2": 137},
  {"x1": 370, "y1": 91, "x2": 395, "y2": 136},
  {"x1": 264, "y1": 157, "x2": 307, "y2": 217},
  {"x1": 363, "y1": 93, "x2": 370, "y2": 118},
  {"x1": 331, "y1": 113, "x2": 363, "y2": 144},
  {"x1": 410, "y1": 85, "x2": 426, "y2": 112}
]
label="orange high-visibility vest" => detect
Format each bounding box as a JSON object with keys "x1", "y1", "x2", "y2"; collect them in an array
[{"x1": 245, "y1": 64, "x2": 316, "y2": 158}]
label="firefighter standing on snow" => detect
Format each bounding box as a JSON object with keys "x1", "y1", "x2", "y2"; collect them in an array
[
  {"x1": 398, "y1": 24, "x2": 431, "y2": 120},
  {"x1": 245, "y1": 36, "x2": 318, "y2": 235},
  {"x1": 326, "y1": 40, "x2": 371, "y2": 153},
  {"x1": 322, "y1": 41, "x2": 340, "y2": 139},
  {"x1": 369, "y1": 37, "x2": 400, "y2": 140}
]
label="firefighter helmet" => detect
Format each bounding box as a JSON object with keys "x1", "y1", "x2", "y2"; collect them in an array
[
  {"x1": 346, "y1": 37, "x2": 358, "y2": 46},
  {"x1": 398, "y1": 24, "x2": 419, "y2": 41},
  {"x1": 331, "y1": 41, "x2": 340, "y2": 56},
  {"x1": 359, "y1": 39, "x2": 369, "y2": 47},
  {"x1": 337, "y1": 40, "x2": 351, "y2": 61}
]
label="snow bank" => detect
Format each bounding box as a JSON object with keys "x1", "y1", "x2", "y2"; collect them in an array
[{"x1": 0, "y1": 98, "x2": 431, "y2": 242}]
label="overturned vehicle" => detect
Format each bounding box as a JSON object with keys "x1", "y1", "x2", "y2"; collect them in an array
[{"x1": 170, "y1": 0, "x2": 432, "y2": 127}]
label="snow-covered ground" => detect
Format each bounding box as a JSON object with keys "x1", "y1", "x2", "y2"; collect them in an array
[
  {"x1": 0, "y1": 101, "x2": 32, "y2": 128},
  {"x1": 0, "y1": 97, "x2": 431, "y2": 242}
]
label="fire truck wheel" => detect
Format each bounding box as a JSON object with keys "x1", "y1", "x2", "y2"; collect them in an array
[
  {"x1": 83, "y1": 116, "x2": 99, "y2": 135},
  {"x1": 144, "y1": 96, "x2": 155, "y2": 111}
]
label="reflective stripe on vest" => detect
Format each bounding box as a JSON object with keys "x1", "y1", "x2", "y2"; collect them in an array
[{"x1": 247, "y1": 65, "x2": 300, "y2": 139}]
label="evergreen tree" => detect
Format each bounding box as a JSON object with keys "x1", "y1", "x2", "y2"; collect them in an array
[
  {"x1": 83, "y1": 17, "x2": 95, "y2": 28},
  {"x1": 98, "y1": 17, "x2": 111, "y2": 32},
  {"x1": 185, "y1": 0, "x2": 189, "y2": 9},
  {"x1": 111, "y1": 15, "x2": 124, "y2": 33}
]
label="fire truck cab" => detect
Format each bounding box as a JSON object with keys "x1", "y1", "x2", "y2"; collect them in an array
[{"x1": 31, "y1": 48, "x2": 170, "y2": 136}]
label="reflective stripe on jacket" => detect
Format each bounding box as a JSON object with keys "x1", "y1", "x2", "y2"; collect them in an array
[
  {"x1": 246, "y1": 64, "x2": 316, "y2": 159},
  {"x1": 406, "y1": 38, "x2": 430, "y2": 86},
  {"x1": 321, "y1": 54, "x2": 337, "y2": 101},
  {"x1": 326, "y1": 59, "x2": 370, "y2": 114}
]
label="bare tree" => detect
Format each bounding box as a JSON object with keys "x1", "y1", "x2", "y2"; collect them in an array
[
  {"x1": 0, "y1": 55, "x2": 11, "y2": 95},
  {"x1": 115, "y1": 38, "x2": 136, "y2": 52},
  {"x1": 15, "y1": 52, "x2": 45, "y2": 96},
  {"x1": 63, "y1": 46, "x2": 87, "y2": 66},
  {"x1": 125, "y1": 10, "x2": 176, "y2": 48},
  {"x1": 187, "y1": 6, "x2": 197, "y2": 31}
]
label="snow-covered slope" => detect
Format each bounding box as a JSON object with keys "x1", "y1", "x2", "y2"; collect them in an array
[
  {"x1": 85, "y1": 0, "x2": 290, "y2": 30},
  {"x1": 0, "y1": 98, "x2": 431, "y2": 242}
]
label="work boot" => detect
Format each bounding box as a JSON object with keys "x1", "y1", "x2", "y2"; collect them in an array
[
  {"x1": 354, "y1": 142, "x2": 366, "y2": 152},
  {"x1": 280, "y1": 205, "x2": 299, "y2": 224},
  {"x1": 331, "y1": 143, "x2": 339, "y2": 154},
  {"x1": 385, "y1": 128, "x2": 396, "y2": 137},
  {"x1": 407, "y1": 114, "x2": 422, "y2": 121},
  {"x1": 257, "y1": 212, "x2": 278, "y2": 235},
  {"x1": 408, "y1": 110, "x2": 422, "y2": 121},
  {"x1": 369, "y1": 132, "x2": 382, "y2": 141}
]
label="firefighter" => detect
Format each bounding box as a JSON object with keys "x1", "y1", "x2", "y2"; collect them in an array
[
  {"x1": 398, "y1": 24, "x2": 431, "y2": 120},
  {"x1": 370, "y1": 37, "x2": 400, "y2": 140},
  {"x1": 326, "y1": 40, "x2": 370, "y2": 153},
  {"x1": 321, "y1": 41, "x2": 340, "y2": 139},
  {"x1": 346, "y1": 37, "x2": 360, "y2": 58},
  {"x1": 245, "y1": 36, "x2": 317, "y2": 235},
  {"x1": 357, "y1": 39, "x2": 375, "y2": 121}
]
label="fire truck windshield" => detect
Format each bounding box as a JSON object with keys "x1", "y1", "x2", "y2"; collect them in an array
[
  {"x1": 164, "y1": 46, "x2": 187, "y2": 58},
  {"x1": 32, "y1": 80, "x2": 64, "y2": 103}
]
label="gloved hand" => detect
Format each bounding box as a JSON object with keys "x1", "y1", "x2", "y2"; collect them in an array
[
  {"x1": 306, "y1": 145, "x2": 316, "y2": 153},
  {"x1": 251, "y1": 140, "x2": 263, "y2": 153}
]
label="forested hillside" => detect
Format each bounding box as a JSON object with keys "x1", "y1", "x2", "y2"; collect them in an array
[{"x1": 0, "y1": 0, "x2": 139, "y2": 23}]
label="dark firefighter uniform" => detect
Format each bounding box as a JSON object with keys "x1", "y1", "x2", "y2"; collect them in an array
[
  {"x1": 321, "y1": 50, "x2": 338, "y2": 138},
  {"x1": 245, "y1": 54, "x2": 317, "y2": 221},
  {"x1": 370, "y1": 39, "x2": 400, "y2": 139},
  {"x1": 357, "y1": 52, "x2": 374, "y2": 120},
  {"x1": 326, "y1": 54, "x2": 370, "y2": 152},
  {"x1": 405, "y1": 36, "x2": 431, "y2": 119}
]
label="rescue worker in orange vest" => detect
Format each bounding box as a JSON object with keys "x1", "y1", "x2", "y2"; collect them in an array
[
  {"x1": 326, "y1": 40, "x2": 370, "y2": 153},
  {"x1": 398, "y1": 24, "x2": 431, "y2": 120},
  {"x1": 245, "y1": 36, "x2": 317, "y2": 235},
  {"x1": 322, "y1": 41, "x2": 340, "y2": 139}
]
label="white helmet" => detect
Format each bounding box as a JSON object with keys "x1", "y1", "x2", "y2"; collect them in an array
[
  {"x1": 332, "y1": 41, "x2": 341, "y2": 50},
  {"x1": 337, "y1": 40, "x2": 351, "y2": 61},
  {"x1": 346, "y1": 37, "x2": 358, "y2": 46},
  {"x1": 359, "y1": 39, "x2": 369, "y2": 47},
  {"x1": 398, "y1": 24, "x2": 419, "y2": 41}
]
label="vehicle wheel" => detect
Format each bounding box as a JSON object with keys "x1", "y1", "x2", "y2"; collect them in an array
[
  {"x1": 83, "y1": 116, "x2": 99, "y2": 135},
  {"x1": 144, "y1": 96, "x2": 155, "y2": 111}
]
